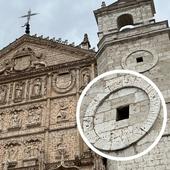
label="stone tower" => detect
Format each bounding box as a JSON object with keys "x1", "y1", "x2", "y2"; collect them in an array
[{"x1": 94, "y1": 0, "x2": 170, "y2": 169}]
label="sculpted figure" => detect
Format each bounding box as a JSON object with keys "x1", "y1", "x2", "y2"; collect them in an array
[
  {"x1": 10, "y1": 110, "x2": 21, "y2": 129},
  {"x1": 5, "y1": 143, "x2": 18, "y2": 162},
  {"x1": 27, "y1": 106, "x2": 42, "y2": 125},
  {"x1": 0, "y1": 85, "x2": 7, "y2": 104},
  {"x1": 83, "y1": 72, "x2": 90, "y2": 86},
  {"x1": 25, "y1": 141, "x2": 39, "y2": 159},
  {"x1": 55, "y1": 135, "x2": 68, "y2": 159},
  {"x1": 32, "y1": 78, "x2": 42, "y2": 97},
  {"x1": 57, "y1": 99, "x2": 68, "y2": 121},
  {"x1": 14, "y1": 83, "x2": 24, "y2": 101}
]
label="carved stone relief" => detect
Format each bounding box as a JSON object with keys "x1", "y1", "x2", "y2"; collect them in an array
[
  {"x1": 24, "y1": 138, "x2": 41, "y2": 160},
  {"x1": 55, "y1": 134, "x2": 69, "y2": 160},
  {"x1": 26, "y1": 105, "x2": 43, "y2": 127},
  {"x1": 4, "y1": 140, "x2": 20, "y2": 165},
  {"x1": 52, "y1": 70, "x2": 76, "y2": 93},
  {"x1": 80, "y1": 68, "x2": 91, "y2": 90},
  {"x1": 8, "y1": 109, "x2": 22, "y2": 130},
  {"x1": 51, "y1": 96, "x2": 75, "y2": 124},
  {"x1": 0, "y1": 85, "x2": 8, "y2": 105},
  {"x1": 14, "y1": 81, "x2": 25, "y2": 103},
  {"x1": 56, "y1": 99, "x2": 69, "y2": 122},
  {"x1": 0, "y1": 47, "x2": 47, "y2": 75},
  {"x1": 31, "y1": 78, "x2": 43, "y2": 99},
  {"x1": 0, "y1": 59, "x2": 13, "y2": 75}
]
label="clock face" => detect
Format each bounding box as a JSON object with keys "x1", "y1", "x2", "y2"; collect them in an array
[
  {"x1": 121, "y1": 50, "x2": 158, "y2": 73},
  {"x1": 81, "y1": 73, "x2": 161, "y2": 151}
]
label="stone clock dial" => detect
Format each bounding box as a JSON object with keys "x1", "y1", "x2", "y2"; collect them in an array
[
  {"x1": 121, "y1": 50, "x2": 158, "y2": 73},
  {"x1": 82, "y1": 73, "x2": 161, "y2": 151}
]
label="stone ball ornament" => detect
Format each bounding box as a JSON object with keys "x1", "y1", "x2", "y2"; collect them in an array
[{"x1": 76, "y1": 70, "x2": 167, "y2": 161}]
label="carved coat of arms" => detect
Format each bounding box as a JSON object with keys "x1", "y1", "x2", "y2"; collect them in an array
[
  {"x1": 53, "y1": 71, "x2": 76, "y2": 93},
  {"x1": 13, "y1": 55, "x2": 31, "y2": 71}
]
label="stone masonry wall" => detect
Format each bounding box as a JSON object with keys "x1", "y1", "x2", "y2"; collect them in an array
[{"x1": 97, "y1": 25, "x2": 170, "y2": 169}]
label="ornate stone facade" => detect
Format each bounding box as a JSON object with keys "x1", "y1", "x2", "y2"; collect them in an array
[{"x1": 0, "y1": 35, "x2": 105, "y2": 170}]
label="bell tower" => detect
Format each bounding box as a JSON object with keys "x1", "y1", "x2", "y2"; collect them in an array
[
  {"x1": 94, "y1": 0, "x2": 170, "y2": 170},
  {"x1": 94, "y1": 0, "x2": 156, "y2": 40}
]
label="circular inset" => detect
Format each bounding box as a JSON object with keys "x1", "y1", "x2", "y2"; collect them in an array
[
  {"x1": 76, "y1": 70, "x2": 167, "y2": 161},
  {"x1": 121, "y1": 50, "x2": 158, "y2": 73}
]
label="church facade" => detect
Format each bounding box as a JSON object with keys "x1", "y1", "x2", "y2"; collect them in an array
[
  {"x1": 0, "y1": 34, "x2": 106, "y2": 169},
  {"x1": 0, "y1": 0, "x2": 170, "y2": 170}
]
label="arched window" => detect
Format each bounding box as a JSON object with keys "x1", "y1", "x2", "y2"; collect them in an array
[{"x1": 117, "y1": 14, "x2": 134, "y2": 31}]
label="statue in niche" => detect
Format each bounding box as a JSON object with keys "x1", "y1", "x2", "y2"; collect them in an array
[
  {"x1": 24, "y1": 140, "x2": 40, "y2": 159},
  {"x1": 31, "y1": 78, "x2": 42, "y2": 98},
  {"x1": 14, "y1": 82, "x2": 24, "y2": 102},
  {"x1": 81, "y1": 69, "x2": 91, "y2": 89},
  {"x1": 83, "y1": 72, "x2": 90, "y2": 86},
  {"x1": 27, "y1": 106, "x2": 42, "y2": 126},
  {"x1": 56, "y1": 99, "x2": 68, "y2": 122},
  {"x1": 0, "y1": 85, "x2": 7, "y2": 104},
  {"x1": 9, "y1": 110, "x2": 21, "y2": 129}
]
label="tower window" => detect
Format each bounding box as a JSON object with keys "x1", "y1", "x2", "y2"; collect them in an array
[
  {"x1": 117, "y1": 14, "x2": 134, "y2": 31},
  {"x1": 116, "y1": 105, "x2": 129, "y2": 121},
  {"x1": 136, "y1": 57, "x2": 143, "y2": 63}
]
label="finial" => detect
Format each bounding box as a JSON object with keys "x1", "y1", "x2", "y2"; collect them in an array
[
  {"x1": 52, "y1": 37, "x2": 56, "y2": 41},
  {"x1": 57, "y1": 38, "x2": 62, "y2": 43},
  {"x1": 45, "y1": 36, "x2": 49, "y2": 40},
  {"x1": 64, "y1": 40, "x2": 68, "y2": 45},
  {"x1": 70, "y1": 42, "x2": 75, "y2": 47},
  {"x1": 101, "y1": 1, "x2": 106, "y2": 7},
  {"x1": 80, "y1": 33, "x2": 91, "y2": 50},
  {"x1": 20, "y1": 9, "x2": 39, "y2": 34}
]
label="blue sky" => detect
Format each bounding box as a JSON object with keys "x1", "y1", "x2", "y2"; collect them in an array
[{"x1": 0, "y1": 0, "x2": 169, "y2": 49}]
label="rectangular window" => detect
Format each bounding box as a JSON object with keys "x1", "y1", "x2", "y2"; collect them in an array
[
  {"x1": 136, "y1": 57, "x2": 143, "y2": 63},
  {"x1": 116, "y1": 105, "x2": 129, "y2": 121}
]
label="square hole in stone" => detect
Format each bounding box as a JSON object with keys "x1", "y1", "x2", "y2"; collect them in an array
[
  {"x1": 136, "y1": 57, "x2": 143, "y2": 63},
  {"x1": 116, "y1": 105, "x2": 129, "y2": 121}
]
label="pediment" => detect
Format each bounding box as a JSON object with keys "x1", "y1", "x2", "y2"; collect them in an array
[{"x1": 0, "y1": 34, "x2": 95, "y2": 76}]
